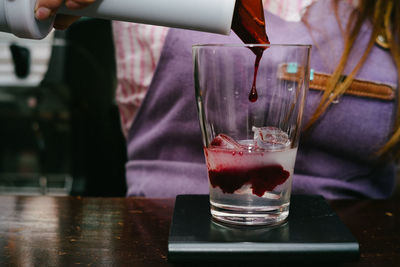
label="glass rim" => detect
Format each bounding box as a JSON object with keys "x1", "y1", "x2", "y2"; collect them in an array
[{"x1": 192, "y1": 43, "x2": 312, "y2": 49}]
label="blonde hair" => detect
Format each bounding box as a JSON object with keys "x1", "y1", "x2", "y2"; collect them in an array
[{"x1": 303, "y1": 0, "x2": 400, "y2": 158}]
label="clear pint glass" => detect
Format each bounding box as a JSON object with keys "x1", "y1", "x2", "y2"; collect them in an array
[{"x1": 193, "y1": 44, "x2": 311, "y2": 226}]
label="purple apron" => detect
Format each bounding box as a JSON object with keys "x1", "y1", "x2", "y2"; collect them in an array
[{"x1": 125, "y1": 0, "x2": 398, "y2": 199}]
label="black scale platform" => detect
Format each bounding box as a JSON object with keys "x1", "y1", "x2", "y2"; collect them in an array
[{"x1": 168, "y1": 194, "x2": 359, "y2": 263}]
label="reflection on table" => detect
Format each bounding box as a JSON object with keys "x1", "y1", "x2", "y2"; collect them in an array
[{"x1": 0, "y1": 195, "x2": 399, "y2": 266}]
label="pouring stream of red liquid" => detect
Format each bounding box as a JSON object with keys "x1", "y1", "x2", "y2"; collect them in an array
[{"x1": 231, "y1": 0, "x2": 269, "y2": 102}]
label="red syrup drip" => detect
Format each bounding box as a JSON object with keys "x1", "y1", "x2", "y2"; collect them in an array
[
  {"x1": 231, "y1": 0, "x2": 269, "y2": 102},
  {"x1": 208, "y1": 164, "x2": 290, "y2": 197},
  {"x1": 249, "y1": 54, "x2": 262, "y2": 102}
]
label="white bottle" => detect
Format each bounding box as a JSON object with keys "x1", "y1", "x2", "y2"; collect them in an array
[{"x1": 0, "y1": 0, "x2": 236, "y2": 39}]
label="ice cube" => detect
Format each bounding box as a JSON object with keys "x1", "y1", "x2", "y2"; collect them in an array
[
  {"x1": 210, "y1": 134, "x2": 243, "y2": 149},
  {"x1": 252, "y1": 126, "x2": 291, "y2": 150}
]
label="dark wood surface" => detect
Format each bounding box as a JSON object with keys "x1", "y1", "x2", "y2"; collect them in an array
[{"x1": 0, "y1": 195, "x2": 399, "y2": 266}]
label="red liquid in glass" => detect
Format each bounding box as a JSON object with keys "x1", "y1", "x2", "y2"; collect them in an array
[
  {"x1": 231, "y1": 0, "x2": 269, "y2": 102},
  {"x1": 208, "y1": 164, "x2": 290, "y2": 197},
  {"x1": 205, "y1": 134, "x2": 292, "y2": 197}
]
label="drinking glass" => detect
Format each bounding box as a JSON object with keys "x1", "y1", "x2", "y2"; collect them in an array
[{"x1": 193, "y1": 44, "x2": 311, "y2": 226}]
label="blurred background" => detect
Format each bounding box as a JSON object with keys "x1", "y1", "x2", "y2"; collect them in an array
[{"x1": 0, "y1": 18, "x2": 127, "y2": 197}]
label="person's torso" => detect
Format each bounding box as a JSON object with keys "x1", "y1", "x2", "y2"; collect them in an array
[{"x1": 125, "y1": 0, "x2": 398, "y2": 198}]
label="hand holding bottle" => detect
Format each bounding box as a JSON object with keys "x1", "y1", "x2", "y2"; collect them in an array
[{"x1": 35, "y1": 0, "x2": 96, "y2": 30}]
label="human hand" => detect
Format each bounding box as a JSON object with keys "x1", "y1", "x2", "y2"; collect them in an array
[{"x1": 35, "y1": 0, "x2": 96, "y2": 30}]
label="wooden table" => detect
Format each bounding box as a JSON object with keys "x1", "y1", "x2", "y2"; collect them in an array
[{"x1": 0, "y1": 195, "x2": 399, "y2": 266}]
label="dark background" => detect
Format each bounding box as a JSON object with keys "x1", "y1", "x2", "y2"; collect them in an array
[{"x1": 0, "y1": 19, "x2": 127, "y2": 197}]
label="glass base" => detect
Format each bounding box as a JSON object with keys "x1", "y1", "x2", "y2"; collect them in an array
[{"x1": 210, "y1": 201, "x2": 289, "y2": 226}]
